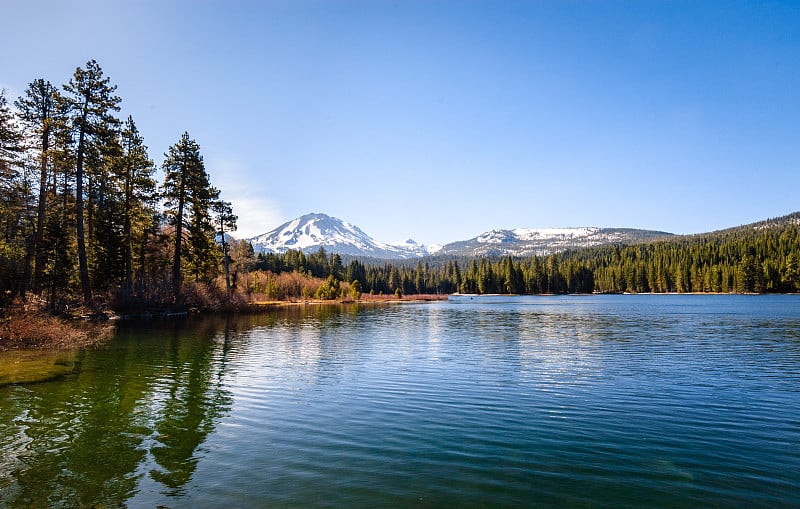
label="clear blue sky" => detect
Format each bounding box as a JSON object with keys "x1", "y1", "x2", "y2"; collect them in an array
[{"x1": 3, "y1": 1, "x2": 798, "y2": 245}]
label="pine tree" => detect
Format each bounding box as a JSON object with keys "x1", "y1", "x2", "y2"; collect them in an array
[
  {"x1": 162, "y1": 132, "x2": 218, "y2": 301},
  {"x1": 350, "y1": 279, "x2": 363, "y2": 300},
  {"x1": 115, "y1": 116, "x2": 156, "y2": 297},
  {"x1": 15, "y1": 79, "x2": 62, "y2": 293},
  {"x1": 62, "y1": 60, "x2": 121, "y2": 303},
  {"x1": 212, "y1": 199, "x2": 237, "y2": 299},
  {"x1": 89, "y1": 134, "x2": 125, "y2": 291},
  {"x1": 737, "y1": 254, "x2": 760, "y2": 293},
  {"x1": 0, "y1": 89, "x2": 22, "y2": 180},
  {"x1": 186, "y1": 184, "x2": 220, "y2": 284},
  {"x1": 40, "y1": 113, "x2": 78, "y2": 309},
  {"x1": 330, "y1": 253, "x2": 344, "y2": 280},
  {"x1": 784, "y1": 253, "x2": 798, "y2": 292},
  {"x1": 0, "y1": 89, "x2": 26, "y2": 303}
]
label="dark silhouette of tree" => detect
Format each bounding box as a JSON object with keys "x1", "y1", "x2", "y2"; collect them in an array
[
  {"x1": 212, "y1": 199, "x2": 237, "y2": 299},
  {"x1": 115, "y1": 116, "x2": 156, "y2": 298},
  {"x1": 162, "y1": 133, "x2": 218, "y2": 301},
  {"x1": 15, "y1": 80, "x2": 62, "y2": 294},
  {"x1": 61, "y1": 60, "x2": 121, "y2": 303}
]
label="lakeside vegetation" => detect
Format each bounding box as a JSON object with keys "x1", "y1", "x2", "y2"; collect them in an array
[{"x1": 0, "y1": 60, "x2": 238, "y2": 317}]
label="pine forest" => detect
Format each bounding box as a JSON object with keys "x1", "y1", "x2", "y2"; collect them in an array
[{"x1": 0, "y1": 61, "x2": 236, "y2": 314}]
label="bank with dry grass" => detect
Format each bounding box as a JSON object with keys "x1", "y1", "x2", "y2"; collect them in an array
[{"x1": 0, "y1": 308, "x2": 113, "y2": 351}]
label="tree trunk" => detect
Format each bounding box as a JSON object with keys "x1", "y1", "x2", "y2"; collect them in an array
[
  {"x1": 76, "y1": 113, "x2": 91, "y2": 304},
  {"x1": 172, "y1": 175, "x2": 185, "y2": 303},
  {"x1": 222, "y1": 234, "x2": 231, "y2": 300},
  {"x1": 32, "y1": 127, "x2": 50, "y2": 293},
  {"x1": 124, "y1": 174, "x2": 132, "y2": 298}
]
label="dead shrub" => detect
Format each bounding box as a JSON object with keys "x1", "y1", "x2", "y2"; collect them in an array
[{"x1": 0, "y1": 310, "x2": 112, "y2": 351}]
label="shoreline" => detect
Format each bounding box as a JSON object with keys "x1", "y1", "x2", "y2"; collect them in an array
[
  {"x1": 0, "y1": 295, "x2": 449, "y2": 352},
  {"x1": 1, "y1": 292, "x2": 792, "y2": 352}
]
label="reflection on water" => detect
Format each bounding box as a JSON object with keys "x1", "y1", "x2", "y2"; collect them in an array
[
  {"x1": 0, "y1": 296, "x2": 799, "y2": 508},
  {"x1": 0, "y1": 316, "x2": 234, "y2": 507}
]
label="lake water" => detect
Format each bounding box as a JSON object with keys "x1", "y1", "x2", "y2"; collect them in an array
[{"x1": 1, "y1": 295, "x2": 799, "y2": 508}]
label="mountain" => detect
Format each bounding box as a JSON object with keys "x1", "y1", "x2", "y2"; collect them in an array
[
  {"x1": 248, "y1": 213, "x2": 435, "y2": 259},
  {"x1": 437, "y1": 227, "x2": 674, "y2": 257},
  {"x1": 247, "y1": 212, "x2": 674, "y2": 259},
  {"x1": 712, "y1": 211, "x2": 800, "y2": 235}
]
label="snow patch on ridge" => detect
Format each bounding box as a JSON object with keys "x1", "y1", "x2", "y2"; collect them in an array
[{"x1": 247, "y1": 213, "x2": 673, "y2": 259}]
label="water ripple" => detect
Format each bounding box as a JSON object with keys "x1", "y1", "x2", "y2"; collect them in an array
[{"x1": 2, "y1": 296, "x2": 799, "y2": 508}]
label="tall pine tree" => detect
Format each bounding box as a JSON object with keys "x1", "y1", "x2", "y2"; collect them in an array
[
  {"x1": 115, "y1": 116, "x2": 156, "y2": 298},
  {"x1": 211, "y1": 199, "x2": 237, "y2": 299},
  {"x1": 0, "y1": 89, "x2": 22, "y2": 183},
  {"x1": 162, "y1": 132, "x2": 218, "y2": 301},
  {"x1": 62, "y1": 60, "x2": 121, "y2": 303},
  {"x1": 0, "y1": 89, "x2": 25, "y2": 302},
  {"x1": 15, "y1": 79, "x2": 62, "y2": 294}
]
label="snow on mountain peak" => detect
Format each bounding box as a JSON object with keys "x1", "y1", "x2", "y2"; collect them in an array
[
  {"x1": 248, "y1": 213, "x2": 435, "y2": 259},
  {"x1": 438, "y1": 225, "x2": 671, "y2": 257},
  {"x1": 247, "y1": 213, "x2": 672, "y2": 259}
]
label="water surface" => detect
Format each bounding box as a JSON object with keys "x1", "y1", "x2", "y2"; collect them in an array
[{"x1": 1, "y1": 295, "x2": 798, "y2": 507}]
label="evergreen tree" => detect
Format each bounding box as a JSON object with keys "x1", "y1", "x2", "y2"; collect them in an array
[
  {"x1": 212, "y1": 199, "x2": 237, "y2": 299},
  {"x1": 346, "y1": 260, "x2": 366, "y2": 285},
  {"x1": 0, "y1": 89, "x2": 22, "y2": 180},
  {"x1": 784, "y1": 253, "x2": 798, "y2": 292},
  {"x1": 186, "y1": 184, "x2": 220, "y2": 283},
  {"x1": 350, "y1": 279, "x2": 363, "y2": 300},
  {"x1": 40, "y1": 112, "x2": 78, "y2": 309},
  {"x1": 89, "y1": 134, "x2": 126, "y2": 291},
  {"x1": 15, "y1": 79, "x2": 62, "y2": 293},
  {"x1": 737, "y1": 254, "x2": 760, "y2": 293},
  {"x1": 315, "y1": 274, "x2": 340, "y2": 300},
  {"x1": 388, "y1": 265, "x2": 401, "y2": 292},
  {"x1": 161, "y1": 132, "x2": 218, "y2": 300},
  {"x1": 0, "y1": 89, "x2": 26, "y2": 303},
  {"x1": 62, "y1": 60, "x2": 121, "y2": 303},
  {"x1": 330, "y1": 253, "x2": 344, "y2": 280},
  {"x1": 115, "y1": 116, "x2": 156, "y2": 297}
]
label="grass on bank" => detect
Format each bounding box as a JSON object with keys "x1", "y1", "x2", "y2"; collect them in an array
[
  {"x1": 0, "y1": 270, "x2": 448, "y2": 350},
  {"x1": 0, "y1": 307, "x2": 113, "y2": 351}
]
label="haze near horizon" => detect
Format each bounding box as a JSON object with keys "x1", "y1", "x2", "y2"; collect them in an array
[{"x1": 3, "y1": 1, "x2": 798, "y2": 244}]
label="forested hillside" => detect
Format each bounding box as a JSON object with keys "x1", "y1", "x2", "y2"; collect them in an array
[
  {"x1": 575, "y1": 213, "x2": 799, "y2": 294},
  {"x1": 0, "y1": 60, "x2": 236, "y2": 313},
  {"x1": 254, "y1": 213, "x2": 800, "y2": 296}
]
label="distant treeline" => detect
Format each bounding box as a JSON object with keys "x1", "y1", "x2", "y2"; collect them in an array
[
  {"x1": 255, "y1": 216, "x2": 800, "y2": 295},
  {"x1": 0, "y1": 61, "x2": 236, "y2": 312}
]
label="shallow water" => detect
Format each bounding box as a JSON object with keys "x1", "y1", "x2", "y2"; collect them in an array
[
  {"x1": 0, "y1": 350, "x2": 81, "y2": 386},
  {"x1": 1, "y1": 295, "x2": 799, "y2": 508}
]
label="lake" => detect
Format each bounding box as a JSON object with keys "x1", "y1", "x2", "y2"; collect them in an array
[{"x1": 1, "y1": 295, "x2": 799, "y2": 508}]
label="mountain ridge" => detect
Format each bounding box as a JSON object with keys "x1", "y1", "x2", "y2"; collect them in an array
[
  {"x1": 248, "y1": 213, "x2": 435, "y2": 259},
  {"x1": 437, "y1": 226, "x2": 673, "y2": 257},
  {"x1": 245, "y1": 211, "x2": 800, "y2": 260},
  {"x1": 247, "y1": 212, "x2": 676, "y2": 259}
]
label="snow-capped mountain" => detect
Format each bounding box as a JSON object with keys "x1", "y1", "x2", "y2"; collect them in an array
[
  {"x1": 438, "y1": 227, "x2": 673, "y2": 257},
  {"x1": 247, "y1": 212, "x2": 673, "y2": 259},
  {"x1": 248, "y1": 213, "x2": 436, "y2": 259}
]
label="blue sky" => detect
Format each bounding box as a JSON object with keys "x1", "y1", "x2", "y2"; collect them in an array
[{"x1": 3, "y1": 1, "x2": 798, "y2": 245}]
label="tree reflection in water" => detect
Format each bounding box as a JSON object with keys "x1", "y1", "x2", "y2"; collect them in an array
[
  {"x1": 148, "y1": 317, "x2": 233, "y2": 494},
  {"x1": 0, "y1": 315, "x2": 234, "y2": 507}
]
